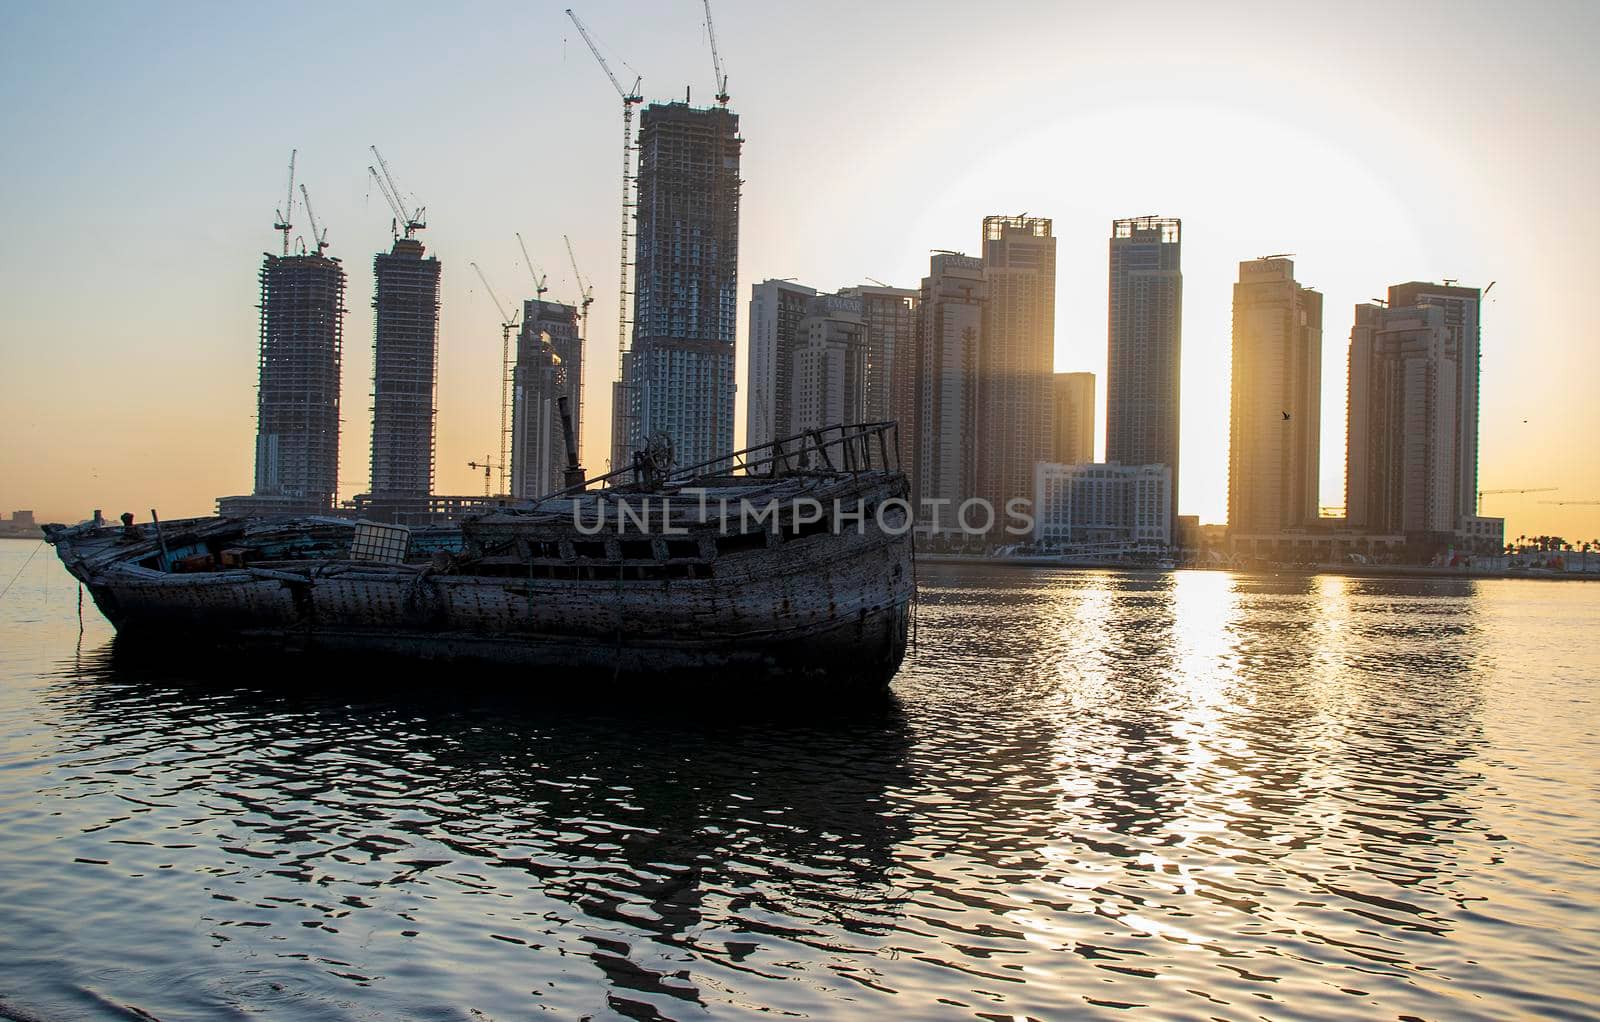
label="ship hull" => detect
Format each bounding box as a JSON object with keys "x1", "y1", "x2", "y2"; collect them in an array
[
  {"x1": 50, "y1": 425, "x2": 918, "y2": 694},
  {"x1": 78, "y1": 544, "x2": 910, "y2": 690},
  {"x1": 55, "y1": 483, "x2": 914, "y2": 692}
]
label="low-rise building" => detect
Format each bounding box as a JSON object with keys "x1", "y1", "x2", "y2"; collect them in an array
[{"x1": 1033, "y1": 462, "x2": 1171, "y2": 547}]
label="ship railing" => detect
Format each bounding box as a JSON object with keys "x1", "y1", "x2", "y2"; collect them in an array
[{"x1": 559, "y1": 421, "x2": 902, "y2": 495}]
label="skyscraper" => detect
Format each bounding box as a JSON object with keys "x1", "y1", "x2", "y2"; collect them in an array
[
  {"x1": 1228, "y1": 257, "x2": 1323, "y2": 534},
  {"x1": 619, "y1": 101, "x2": 742, "y2": 470},
  {"x1": 789, "y1": 294, "x2": 866, "y2": 435},
  {"x1": 842, "y1": 285, "x2": 919, "y2": 464},
  {"x1": 369, "y1": 236, "x2": 441, "y2": 498},
  {"x1": 915, "y1": 253, "x2": 986, "y2": 530},
  {"x1": 1346, "y1": 282, "x2": 1485, "y2": 539},
  {"x1": 511, "y1": 299, "x2": 581, "y2": 499},
  {"x1": 980, "y1": 216, "x2": 1056, "y2": 523},
  {"x1": 746, "y1": 279, "x2": 817, "y2": 449},
  {"x1": 1051, "y1": 371, "x2": 1095, "y2": 465},
  {"x1": 251, "y1": 252, "x2": 346, "y2": 510},
  {"x1": 1106, "y1": 216, "x2": 1182, "y2": 524},
  {"x1": 1388, "y1": 280, "x2": 1482, "y2": 528}
]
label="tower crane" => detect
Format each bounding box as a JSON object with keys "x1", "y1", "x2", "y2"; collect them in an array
[
  {"x1": 564, "y1": 234, "x2": 595, "y2": 316},
  {"x1": 273, "y1": 150, "x2": 296, "y2": 256},
  {"x1": 471, "y1": 261, "x2": 520, "y2": 496},
  {"x1": 1478, "y1": 486, "x2": 1556, "y2": 513},
  {"x1": 299, "y1": 183, "x2": 329, "y2": 256},
  {"x1": 515, "y1": 232, "x2": 549, "y2": 300},
  {"x1": 1539, "y1": 499, "x2": 1600, "y2": 507},
  {"x1": 566, "y1": 7, "x2": 642, "y2": 468},
  {"x1": 563, "y1": 234, "x2": 595, "y2": 446},
  {"x1": 368, "y1": 146, "x2": 426, "y2": 238},
  {"x1": 702, "y1": 0, "x2": 729, "y2": 105},
  {"x1": 466, "y1": 456, "x2": 496, "y2": 499}
]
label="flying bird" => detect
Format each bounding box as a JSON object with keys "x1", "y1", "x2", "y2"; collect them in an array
[{"x1": 1281, "y1": 411, "x2": 1292, "y2": 421}]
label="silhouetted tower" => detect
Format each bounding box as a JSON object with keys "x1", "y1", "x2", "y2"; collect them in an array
[
  {"x1": 370, "y1": 236, "x2": 441, "y2": 498},
  {"x1": 252, "y1": 151, "x2": 345, "y2": 510},
  {"x1": 1107, "y1": 216, "x2": 1182, "y2": 525},
  {"x1": 365, "y1": 148, "x2": 439, "y2": 500},
  {"x1": 254, "y1": 253, "x2": 346, "y2": 508},
  {"x1": 981, "y1": 215, "x2": 1056, "y2": 525},
  {"x1": 915, "y1": 252, "x2": 986, "y2": 530},
  {"x1": 1228, "y1": 257, "x2": 1323, "y2": 534}
]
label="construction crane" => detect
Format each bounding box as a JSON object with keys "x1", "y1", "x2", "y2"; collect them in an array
[
  {"x1": 471, "y1": 261, "x2": 521, "y2": 496},
  {"x1": 273, "y1": 150, "x2": 296, "y2": 256},
  {"x1": 564, "y1": 234, "x2": 595, "y2": 445},
  {"x1": 702, "y1": 0, "x2": 729, "y2": 105},
  {"x1": 564, "y1": 234, "x2": 595, "y2": 316},
  {"x1": 466, "y1": 456, "x2": 498, "y2": 499},
  {"x1": 1478, "y1": 487, "x2": 1556, "y2": 513},
  {"x1": 1540, "y1": 499, "x2": 1600, "y2": 506},
  {"x1": 515, "y1": 232, "x2": 549, "y2": 300},
  {"x1": 567, "y1": 7, "x2": 643, "y2": 469},
  {"x1": 368, "y1": 146, "x2": 426, "y2": 238},
  {"x1": 299, "y1": 183, "x2": 329, "y2": 256}
]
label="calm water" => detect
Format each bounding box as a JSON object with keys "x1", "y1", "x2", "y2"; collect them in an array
[{"x1": 1, "y1": 538, "x2": 1597, "y2": 1021}]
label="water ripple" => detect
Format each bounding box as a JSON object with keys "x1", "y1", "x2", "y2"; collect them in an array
[{"x1": 0, "y1": 557, "x2": 1597, "y2": 1019}]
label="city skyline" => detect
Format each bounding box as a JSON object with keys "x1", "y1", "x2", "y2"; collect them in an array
[{"x1": 2, "y1": 1, "x2": 1597, "y2": 541}]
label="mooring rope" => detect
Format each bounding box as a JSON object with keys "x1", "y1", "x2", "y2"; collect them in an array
[{"x1": 0, "y1": 541, "x2": 44, "y2": 603}]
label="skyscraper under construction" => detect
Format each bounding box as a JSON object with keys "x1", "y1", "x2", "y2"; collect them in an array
[
  {"x1": 246, "y1": 251, "x2": 347, "y2": 511},
  {"x1": 369, "y1": 236, "x2": 441, "y2": 499},
  {"x1": 616, "y1": 100, "x2": 742, "y2": 471},
  {"x1": 511, "y1": 299, "x2": 584, "y2": 498}
]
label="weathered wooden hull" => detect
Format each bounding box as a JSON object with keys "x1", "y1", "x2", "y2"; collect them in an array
[
  {"x1": 53, "y1": 472, "x2": 915, "y2": 692},
  {"x1": 79, "y1": 546, "x2": 909, "y2": 688}
]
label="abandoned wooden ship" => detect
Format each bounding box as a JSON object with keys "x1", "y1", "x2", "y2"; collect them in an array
[{"x1": 44, "y1": 422, "x2": 914, "y2": 691}]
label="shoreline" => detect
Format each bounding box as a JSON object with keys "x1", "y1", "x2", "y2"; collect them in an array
[{"x1": 916, "y1": 553, "x2": 1600, "y2": 582}]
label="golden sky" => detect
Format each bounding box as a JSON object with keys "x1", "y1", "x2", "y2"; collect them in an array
[{"x1": 2, "y1": 1, "x2": 1596, "y2": 541}]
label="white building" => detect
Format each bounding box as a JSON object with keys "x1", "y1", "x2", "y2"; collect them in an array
[{"x1": 1033, "y1": 462, "x2": 1172, "y2": 547}]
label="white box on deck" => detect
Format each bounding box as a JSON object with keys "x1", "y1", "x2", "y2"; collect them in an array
[{"x1": 350, "y1": 521, "x2": 411, "y2": 564}]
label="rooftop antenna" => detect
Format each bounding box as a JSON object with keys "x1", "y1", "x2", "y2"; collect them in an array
[{"x1": 273, "y1": 149, "x2": 296, "y2": 256}]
